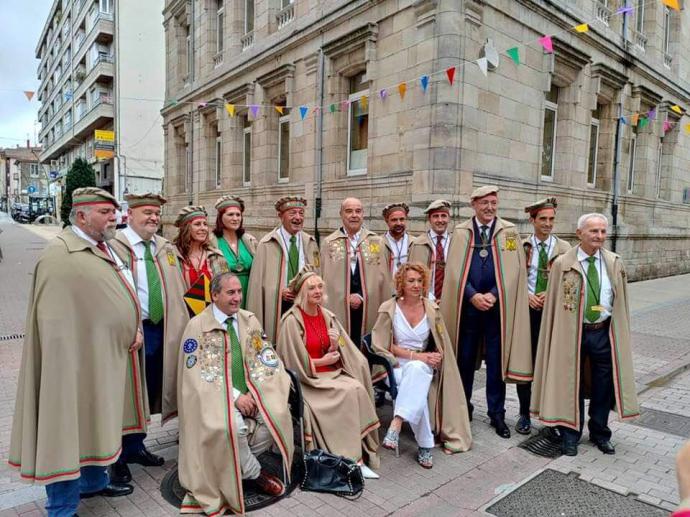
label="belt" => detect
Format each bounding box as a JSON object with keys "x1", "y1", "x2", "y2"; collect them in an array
[
  {"x1": 583, "y1": 318, "x2": 610, "y2": 331},
  {"x1": 143, "y1": 319, "x2": 164, "y2": 325}
]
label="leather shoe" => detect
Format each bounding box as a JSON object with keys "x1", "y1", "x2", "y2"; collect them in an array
[
  {"x1": 110, "y1": 459, "x2": 132, "y2": 484},
  {"x1": 490, "y1": 418, "x2": 511, "y2": 439},
  {"x1": 592, "y1": 440, "x2": 615, "y2": 455},
  {"x1": 81, "y1": 483, "x2": 133, "y2": 499},
  {"x1": 515, "y1": 415, "x2": 531, "y2": 435},
  {"x1": 254, "y1": 470, "x2": 285, "y2": 497},
  {"x1": 468, "y1": 403, "x2": 474, "y2": 422},
  {"x1": 127, "y1": 448, "x2": 164, "y2": 467},
  {"x1": 562, "y1": 442, "x2": 578, "y2": 456}
]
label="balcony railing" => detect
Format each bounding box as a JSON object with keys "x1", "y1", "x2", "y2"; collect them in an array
[
  {"x1": 277, "y1": 3, "x2": 295, "y2": 30},
  {"x1": 630, "y1": 29, "x2": 647, "y2": 52},
  {"x1": 241, "y1": 31, "x2": 254, "y2": 51},
  {"x1": 213, "y1": 50, "x2": 223, "y2": 68},
  {"x1": 596, "y1": 1, "x2": 611, "y2": 26},
  {"x1": 663, "y1": 52, "x2": 672, "y2": 68}
]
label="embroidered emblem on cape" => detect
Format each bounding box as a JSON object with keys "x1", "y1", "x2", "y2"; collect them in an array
[
  {"x1": 436, "y1": 322, "x2": 444, "y2": 336},
  {"x1": 183, "y1": 338, "x2": 198, "y2": 354},
  {"x1": 328, "y1": 239, "x2": 346, "y2": 262},
  {"x1": 362, "y1": 239, "x2": 382, "y2": 265},
  {"x1": 200, "y1": 332, "x2": 224, "y2": 387},
  {"x1": 186, "y1": 354, "x2": 197, "y2": 368},
  {"x1": 258, "y1": 346, "x2": 279, "y2": 368},
  {"x1": 338, "y1": 335, "x2": 346, "y2": 347},
  {"x1": 167, "y1": 250, "x2": 177, "y2": 266},
  {"x1": 562, "y1": 275, "x2": 579, "y2": 313},
  {"x1": 248, "y1": 330, "x2": 265, "y2": 352},
  {"x1": 504, "y1": 235, "x2": 518, "y2": 251},
  {"x1": 312, "y1": 250, "x2": 320, "y2": 268}
]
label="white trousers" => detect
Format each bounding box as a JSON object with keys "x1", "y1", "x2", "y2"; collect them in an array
[
  {"x1": 233, "y1": 409, "x2": 274, "y2": 480},
  {"x1": 393, "y1": 360, "x2": 435, "y2": 448}
]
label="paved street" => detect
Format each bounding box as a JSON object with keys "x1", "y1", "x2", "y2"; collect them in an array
[{"x1": 0, "y1": 215, "x2": 687, "y2": 516}]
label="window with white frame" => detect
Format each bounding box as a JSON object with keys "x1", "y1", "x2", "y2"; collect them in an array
[
  {"x1": 587, "y1": 118, "x2": 600, "y2": 186},
  {"x1": 655, "y1": 139, "x2": 663, "y2": 198},
  {"x1": 281, "y1": 0, "x2": 294, "y2": 7},
  {"x1": 663, "y1": 7, "x2": 671, "y2": 54},
  {"x1": 635, "y1": 0, "x2": 644, "y2": 33},
  {"x1": 215, "y1": 132, "x2": 222, "y2": 187},
  {"x1": 278, "y1": 114, "x2": 290, "y2": 182},
  {"x1": 244, "y1": 0, "x2": 254, "y2": 34},
  {"x1": 216, "y1": 1, "x2": 224, "y2": 53},
  {"x1": 99, "y1": 0, "x2": 111, "y2": 14},
  {"x1": 186, "y1": 32, "x2": 193, "y2": 81},
  {"x1": 540, "y1": 85, "x2": 559, "y2": 180},
  {"x1": 30, "y1": 164, "x2": 40, "y2": 177},
  {"x1": 242, "y1": 116, "x2": 251, "y2": 185},
  {"x1": 627, "y1": 127, "x2": 637, "y2": 194},
  {"x1": 347, "y1": 73, "x2": 369, "y2": 175}
]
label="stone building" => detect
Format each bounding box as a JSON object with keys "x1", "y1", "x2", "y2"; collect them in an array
[
  {"x1": 161, "y1": 0, "x2": 690, "y2": 280},
  {"x1": 0, "y1": 145, "x2": 45, "y2": 206}
]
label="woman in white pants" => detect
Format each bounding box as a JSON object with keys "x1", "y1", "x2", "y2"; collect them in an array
[{"x1": 371, "y1": 263, "x2": 472, "y2": 468}]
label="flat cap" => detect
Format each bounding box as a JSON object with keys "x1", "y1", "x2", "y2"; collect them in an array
[
  {"x1": 470, "y1": 185, "x2": 499, "y2": 200},
  {"x1": 175, "y1": 205, "x2": 208, "y2": 227},
  {"x1": 215, "y1": 195, "x2": 245, "y2": 212},
  {"x1": 275, "y1": 196, "x2": 307, "y2": 212},
  {"x1": 424, "y1": 199, "x2": 451, "y2": 214},
  {"x1": 524, "y1": 197, "x2": 558, "y2": 215},
  {"x1": 72, "y1": 187, "x2": 120, "y2": 209},
  {"x1": 382, "y1": 202, "x2": 409, "y2": 219},
  {"x1": 125, "y1": 192, "x2": 167, "y2": 208},
  {"x1": 288, "y1": 264, "x2": 319, "y2": 294}
]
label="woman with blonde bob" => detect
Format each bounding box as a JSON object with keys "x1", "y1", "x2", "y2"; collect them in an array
[
  {"x1": 372, "y1": 262, "x2": 472, "y2": 468},
  {"x1": 277, "y1": 265, "x2": 381, "y2": 478}
]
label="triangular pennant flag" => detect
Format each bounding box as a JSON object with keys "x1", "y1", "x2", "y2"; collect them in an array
[
  {"x1": 249, "y1": 105, "x2": 259, "y2": 118},
  {"x1": 574, "y1": 23, "x2": 589, "y2": 33},
  {"x1": 671, "y1": 105, "x2": 683, "y2": 115},
  {"x1": 23, "y1": 91, "x2": 35, "y2": 101},
  {"x1": 299, "y1": 106, "x2": 308, "y2": 120},
  {"x1": 329, "y1": 103, "x2": 337, "y2": 113},
  {"x1": 379, "y1": 88, "x2": 388, "y2": 100},
  {"x1": 648, "y1": 108, "x2": 656, "y2": 120},
  {"x1": 420, "y1": 75, "x2": 430, "y2": 92},
  {"x1": 662, "y1": 0, "x2": 680, "y2": 10},
  {"x1": 638, "y1": 117, "x2": 649, "y2": 129},
  {"x1": 663, "y1": 120, "x2": 673, "y2": 133},
  {"x1": 538, "y1": 35, "x2": 554, "y2": 53},
  {"x1": 631, "y1": 113, "x2": 639, "y2": 126},
  {"x1": 620, "y1": 116, "x2": 628, "y2": 125},
  {"x1": 506, "y1": 47, "x2": 520, "y2": 65},
  {"x1": 684, "y1": 123, "x2": 690, "y2": 134},
  {"x1": 476, "y1": 57, "x2": 488, "y2": 77},
  {"x1": 340, "y1": 100, "x2": 349, "y2": 111},
  {"x1": 446, "y1": 67, "x2": 456, "y2": 85},
  {"x1": 275, "y1": 106, "x2": 284, "y2": 115},
  {"x1": 360, "y1": 95, "x2": 368, "y2": 111},
  {"x1": 616, "y1": 6, "x2": 633, "y2": 15},
  {"x1": 398, "y1": 83, "x2": 407, "y2": 100},
  {"x1": 225, "y1": 103, "x2": 236, "y2": 117}
]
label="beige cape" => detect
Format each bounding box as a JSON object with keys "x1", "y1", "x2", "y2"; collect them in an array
[
  {"x1": 277, "y1": 306, "x2": 380, "y2": 467},
  {"x1": 371, "y1": 298, "x2": 472, "y2": 452},
  {"x1": 321, "y1": 228, "x2": 392, "y2": 340},
  {"x1": 247, "y1": 228, "x2": 319, "y2": 344},
  {"x1": 439, "y1": 218, "x2": 533, "y2": 382},
  {"x1": 177, "y1": 247, "x2": 230, "y2": 290},
  {"x1": 111, "y1": 231, "x2": 190, "y2": 422},
  {"x1": 522, "y1": 235, "x2": 571, "y2": 278},
  {"x1": 178, "y1": 306, "x2": 294, "y2": 515},
  {"x1": 530, "y1": 247, "x2": 640, "y2": 430},
  {"x1": 9, "y1": 228, "x2": 139, "y2": 484}
]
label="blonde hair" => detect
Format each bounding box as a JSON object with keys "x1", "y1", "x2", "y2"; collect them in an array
[
  {"x1": 293, "y1": 274, "x2": 328, "y2": 311},
  {"x1": 394, "y1": 262, "x2": 430, "y2": 298}
]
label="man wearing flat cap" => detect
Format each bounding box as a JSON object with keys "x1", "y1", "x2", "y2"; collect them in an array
[
  {"x1": 10, "y1": 188, "x2": 143, "y2": 514},
  {"x1": 440, "y1": 186, "x2": 532, "y2": 439},
  {"x1": 409, "y1": 199, "x2": 452, "y2": 302},
  {"x1": 514, "y1": 197, "x2": 570, "y2": 435},
  {"x1": 109, "y1": 193, "x2": 190, "y2": 483},
  {"x1": 382, "y1": 203, "x2": 411, "y2": 276},
  {"x1": 247, "y1": 196, "x2": 319, "y2": 343}
]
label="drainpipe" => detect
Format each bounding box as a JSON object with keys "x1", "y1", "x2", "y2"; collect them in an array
[{"x1": 314, "y1": 48, "x2": 325, "y2": 244}]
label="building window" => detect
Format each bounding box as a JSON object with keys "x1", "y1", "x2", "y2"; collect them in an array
[
  {"x1": 635, "y1": 0, "x2": 644, "y2": 33},
  {"x1": 587, "y1": 118, "x2": 600, "y2": 186},
  {"x1": 245, "y1": 0, "x2": 254, "y2": 34},
  {"x1": 216, "y1": 1, "x2": 224, "y2": 53},
  {"x1": 281, "y1": 0, "x2": 294, "y2": 7},
  {"x1": 30, "y1": 164, "x2": 40, "y2": 177},
  {"x1": 347, "y1": 73, "x2": 369, "y2": 175},
  {"x1": 186, "y1": 32, "x2": 193, "y2": 82},
  {"x1": 655, "y1": 139, "x2": 663, "y2": 199},
  {"x1": 99, "y1": 0, "x2": 112, "y2": 14},
  {"x1": 627, "y1": 127, "x2": 637, "y2": 194},
  {"x1": 662, "y1": 7, "x2": 671, "y2": 55},
  {"x1": 541, "y1": 85, "x2": 559, "y2": 180},
  {"x1": 215, "y1": 132, "x2": 222, "y2": 188},
  {"x1": 243, "y1": 116, "x2": 251, "y2": 185},
  {"x1": 278, "y1": 114, "x2": 290, "y2": 182}
]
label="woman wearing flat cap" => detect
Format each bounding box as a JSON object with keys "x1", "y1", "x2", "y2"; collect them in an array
[
  {"x1": 212, "y1": 196, "x2": 258, "y2": 308},
  {"x1": 277, "y1": 265, "x2": 381, "y2": 479}
]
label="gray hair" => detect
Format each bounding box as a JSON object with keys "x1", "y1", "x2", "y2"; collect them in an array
[
  {"x1": 68, "y1": 204, "x2": 93, "y2": 225},
  {"x1": 210, "y1": 272, "x2": 241, "y2": 295},
  {"x1": 577, "y1": 213, "x2": 608, "y2": 230}
]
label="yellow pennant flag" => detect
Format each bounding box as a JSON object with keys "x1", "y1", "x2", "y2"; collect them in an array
[
  {"x1": 360, "y1": 95, "x2": 368, "y2": 111},
  {"x1": 685, "y1": 123, "x2": 690, "y2": 134},
  {"x1": 398, "y1": 83, "x2": 407, "y2": 100},
  {"x1": 225, "y1": 103, "x2": 236, "y2": 117},
  {"x1": 574, "y1": 23, "x2": 589, "y2": 33},
  {"x1": 671, "y1": 104, "x2": 683, "y2": 115},
  {"x1": 275, "y1": 106, "x2": 284, "y2": 115},
  {"x1": 662, "y1": 0, "x2": 680, "y2": 10}
]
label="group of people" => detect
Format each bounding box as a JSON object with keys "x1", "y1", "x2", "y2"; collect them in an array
[{"x1": 8, "y1": 184, "x2": 640, "y2": 516}]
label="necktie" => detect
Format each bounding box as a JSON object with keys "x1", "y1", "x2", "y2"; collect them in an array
[
  {"x1": 535, "y1": 242, "x2": 549, "y2": 294},
  {"x1": 143, "y1": 241, "x2": 164, "y2": 324},
  {"x1": 434, "y1": 235, "x2": 445, "y2": 300},
  {"x1": 226, "y1": 317, "x2": 248, "y2": 394},
  {"x1": 288, "y1": 234, "x2": 299, "y2": 282},
  {"x1": 96, "y1": 241, "x2": 109, "y2": 256},
  {"x1": 480, "y1": 225, "x2": 489, "y2": 245},
  {"x1": 585, "y1": 256, "x2": 600, "y2": 323}
]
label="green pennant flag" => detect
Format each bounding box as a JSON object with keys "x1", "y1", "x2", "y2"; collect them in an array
[
  {"x1": 507, "y1": 47, "x2": 520, "y2": 65},
  {"x1": 638, "y1": 117, "x2": 649, "y2": 129},
  {"x1": 329, "y1": 103, "x2": 336, "y2": 113}
]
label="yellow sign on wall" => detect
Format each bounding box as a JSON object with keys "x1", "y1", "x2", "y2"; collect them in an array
[
  {"x1": 94, "y1": 130, "x2": 115, "y2": 142},
  {"x1": 95, "y1": 149, "x2": 115, "y2": 160}
]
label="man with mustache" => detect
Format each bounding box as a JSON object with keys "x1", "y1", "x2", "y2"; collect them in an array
[
  {"x1": 531, "y1": 213, "x2": 639, "y2": 456},
  {"x1": 247, "y1": 197, "x2": 319, "y2": 343},
  {"x1": 440, "y1": 186, "x2": 532, "y2": 439},
  {"x1": 382, "y1": 202, "x2": 411, "y2": 276},
  {"x1": 9, "y1": 188, "x2": 143, "y2": 516}
]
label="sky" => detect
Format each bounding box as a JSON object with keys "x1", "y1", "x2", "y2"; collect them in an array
[{"x1": 0, "y1": 0, "x2": 54, "y2": 149}]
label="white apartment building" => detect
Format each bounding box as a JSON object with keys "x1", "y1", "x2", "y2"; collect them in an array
[{"x1": 36, "y1": 0, "x2": 166, "y2": 200}]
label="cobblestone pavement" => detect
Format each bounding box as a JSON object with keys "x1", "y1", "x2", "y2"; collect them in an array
[{"x1": 0, "y1": 216, "x2": 687, "y2": 516}]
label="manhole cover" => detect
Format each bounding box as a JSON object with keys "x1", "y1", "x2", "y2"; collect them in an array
[
  {"x1": 518, "y1": 427, "x2": 563, "y2": 459},
  {"x1": 485, "y1": 469, "x2": 666, "y2": 516},
  {"x1": 632, "y1": 407, "x2": 690, "y2": 438}
]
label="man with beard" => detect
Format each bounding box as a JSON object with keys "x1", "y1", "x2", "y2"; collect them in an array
[
  {"x1": 382, "y1": 203, "x2": 411, "y2": 276},
  {"x1": 9, "y1": 188, "x2": 142, "y2": 516},
  {"x1": 409, "y1": 200, "x2": 452, "y2": 302},
  {"x1": 321, "y1": 197, "x2": 392, "y2": 347},
  {"x1": 247, "y1": 197, "x2": 319, "y2": 343},
  {"x1": 440, "y1": 186, "x2": 532, "y2": 438}
]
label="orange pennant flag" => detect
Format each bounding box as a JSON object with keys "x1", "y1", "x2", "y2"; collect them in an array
[
  {"x1": 275, "y1": 106, "x2": 284, "y2": 115},
  {"x1": 24, "y1": 91, "x2": 35, "y2": 101},
  {"x1": 225, "y1": 103, "x2": 236, "y2": 117},
  {"x1": 398, "y1": 83, "x2": 407, "y2": 100},
  {"x1": 662, "y1": 0, "x2": 680, "y2": 10},
  {"x1": 574, "y1": 23, "x2": 589, "y2": 33},
  {"x1": 630, "y1": 113, "x2": 639, "y2": 126}
]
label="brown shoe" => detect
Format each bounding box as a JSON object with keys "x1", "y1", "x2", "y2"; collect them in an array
[{"x1": 254, "y1": 470, "x2": 285, "y2": 497}]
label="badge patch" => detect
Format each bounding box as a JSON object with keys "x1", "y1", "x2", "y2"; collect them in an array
[
  {"x1": 167, "y1": 250, "x2": 177, "y2": 266},
  {"x1": 258, "y1": 346, "x2": 279, "y2": 368},
  {"x1": 505, "y1": 236, "x2": 518, "y2": 251},
  {"x1": 183, "y1": 339, "x2": 198, "y2": 354},
  {"x1": 338, "y1": 335, "x2": 346, "y2": 347},
  {"x1": 186, "y1": 354, "x2": 197, "y2": 368},
  {"x1": 312, "y1": 250, "x2": 320, "y2": 268}
]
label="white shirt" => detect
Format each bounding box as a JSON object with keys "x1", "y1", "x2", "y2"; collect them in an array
[
  {"x1": 577, "y1": 247, "x2": 613, "y2": 323},
  {"x1": 122, "y1": 226, "x2": 157, "y2": 320},
  {"x1": 428, "y1": 230, "x2": 449, "y2": 302},
  {"x1": 474, "y1": 217, "x2": 495, "y2": 236},
  {"x1": 71, "y1": 226, "x2": 134, "y2": 288},
  {"x1": 342, "y1": 227, "x2": 362, "y2": 274},
  {"x1": 212, "y1": 303, "x2": 243, "y2": 400},
  {"x1": 527, "y1": 234, "x2": 555, "y2": 295},
  {"x1": 385, "y1": 232, "x2": 409, "y2": 276},
  {"x1": 277, "y1": 226, "x2": 305, "y2": 285}
]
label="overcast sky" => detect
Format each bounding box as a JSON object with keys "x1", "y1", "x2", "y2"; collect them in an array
[{"x1": 0, "y1": 0, "x2": 54, "y2": 149}]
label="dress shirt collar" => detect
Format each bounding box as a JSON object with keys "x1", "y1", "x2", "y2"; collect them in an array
[
  {"x1": 474, "y1": 216, "x2": 495, "y2": 230},
  {"x1": 212, "y1": 303, "x2": 237, "y2": 327},
  {"x1": 122, "y1": 225, "x2": 149, "y2": 248},
  {"x1": 577, "y1": 246, "x2": 601, "y2": 263},
  {"x1": 71, "y1": 225, "x2": 98, "y2": 246},
  {"x1": 279, "y1": 225, "x2": 299, "y2": 243}
]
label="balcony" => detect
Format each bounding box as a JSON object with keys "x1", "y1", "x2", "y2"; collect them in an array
[
  {"x1": 213, "y1": 50, "x2": 223, "y2": 68},
  {"x1": 74, "y1": 58, "x2": 113, "y2": 100},
  {"x1": 241, "y1": 31, "x2": 254, "y2": 51},
  {"x1": 664, "y1": 52, "x2": 672, "y2": 69},
  {"x1": 74, "y1": 13, "x2": 114, "y2": 65},
  {"x1": 595, "y1": 1, "x2": 611, "y2": 26},
  {"x1": 277, "y1": 3, "x2": 294, "y2": 30},
  {"x1": 630, "y1": 29, "x2": 647, "y2": 53},
  {"x1": 72, "y1": 97, "x2": 113, "y2": 140}
]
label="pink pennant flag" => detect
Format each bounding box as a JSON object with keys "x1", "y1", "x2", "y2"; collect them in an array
[
  {"x1": 538, "y1": 35, "x2": 554, "y2": 53},
  {"x1": 198, "y1": 102, "x2": 208, "y2": 109},
  {"x1": 663, "y1": 120, "x2": 673, "y2": 133}
]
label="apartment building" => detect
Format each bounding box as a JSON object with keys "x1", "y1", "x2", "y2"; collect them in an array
[
  {"x1": 161, "y1": 0, "x2": 690, "y2": 280},
  {"x1": 36, "y1": 0, "x2": 165, "y2": 201}
]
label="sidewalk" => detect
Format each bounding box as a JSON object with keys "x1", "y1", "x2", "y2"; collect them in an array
[{"x1": 0, "y1": 218, "x2": 688, "y2": 516}]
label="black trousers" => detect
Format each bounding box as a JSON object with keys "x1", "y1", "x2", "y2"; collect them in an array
[
  {"x1": 560, "y1": 322, "x2": 614, "y2": 445},
  {"x1": 350, "y1": 305, "x2": 363, "y2": 348},
  {"x1": 516, "y1": 307, "x2": 543, "y2": 417}
]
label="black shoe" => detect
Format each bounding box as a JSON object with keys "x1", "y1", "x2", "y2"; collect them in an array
[
  {"x1": 490, "y1": 418, "x2": 511, "y2": 439},
  {"x1": 515, "y1": 415, "x2": 531, "y2": 435},
  {"x1": 592, "y1": 440, "x2": 615, "y2": 455},
  {"x1": 81, "y1": 483, "x2": 134, "y2": 499},
  {"x1": 110, "y1": 459, "x2": 132, "y2": 484},
  {"x1": 562, "y1": 442, "x2": 578, "y2": 456},
  {"x1": 468, "y1": 403, "x2": 474, "y2": 422},
  {"x1": 127, "y1": 448, "x2": 164, "y2": 467}
]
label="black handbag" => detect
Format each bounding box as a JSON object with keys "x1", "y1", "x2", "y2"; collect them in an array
[{"x1": 301, "y1": 449, "x2": 364, "y2": 499}]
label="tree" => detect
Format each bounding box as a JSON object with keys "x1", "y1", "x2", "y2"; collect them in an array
[{"x1": 60, "y1": 158, "x2": 96, "y2": 225}]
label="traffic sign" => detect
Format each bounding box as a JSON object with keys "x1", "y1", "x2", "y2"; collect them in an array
[
  {"x1": 49, "y1": 171, "x2": 58, "y2": 180},
  {"x1": 27, "y1": 185, "x2": 37, "y2": 194}
]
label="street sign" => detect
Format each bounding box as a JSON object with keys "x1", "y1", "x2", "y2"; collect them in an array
[
  {"x1": 27, "y1": 185, "x2": 37, "y2": 194},
  {"x1": 94, "y1": 130, "x2": 115, "y2": 142},
  {"x1": 49, "y1": 171, "x2": 58, "y2": 180}
]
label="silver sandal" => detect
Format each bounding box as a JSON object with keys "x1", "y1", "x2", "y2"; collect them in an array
[
  {"x1": 383, "y1": 429, "x2": 400, "y2": 457},
  {"x1": 417, "y1": 447, "x2": 433, "y2": 469}
]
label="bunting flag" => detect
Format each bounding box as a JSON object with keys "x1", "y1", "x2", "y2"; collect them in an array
[
  {"x1": 275, "y1": 106, "x2": 284, "y2": 115},
  {"x1": 538, "y1": 35, "x2": 554, "y2": 53},
  {"x1": 638, "y1": 117, "x2": 649, "y2": 129},
  {"x1": 616, "y1": 6, "x2": 634, "y2": 15},
  {"x1": 476, "y1": 57, "x2": 488, "y2": 77},
  {"x1": 685, "y1": 123, "x2": 690, "y2": 134},
  {"x1": 299, "y1": 106, "x2": 308, "y2": 120},
  {"x1": 398, "y1": 83, "x2": 407, "y2": 100},
  {"x1": 361, "y1": 95, "x2": 368, "y2": 111},
  {"x1": 620, "y1": 116, "x2": 628, "y2": 125},
  {"x1": 24, "y1": 91, "x2": 35, "y2": 101},
  {"x1": 340, "y1": 100, "x2": 349, "y2": 111},
  {"x1": 648, "y1": 108, "x2": 657, "y2": 120},
  {"x1": 379, "y1": 88, "x2": 388, "y2": 100},
  {"x1": 574, "y1": 23, "x2": 589, "y2": 33},
  {"x1": 663, "y1": 120, "x2": 673, "y2": 133},
  {"x1": 329, "y1": 103, "x2": 337, "y2": 113},
  {"x1": 631, "y1": 113, "x2": 640, "y2": 126},
  {"x1": 671, "y1": 105, "x2": 683, "y2": 115},
  {"x1": 446, "y1": 67, "x2": 456, "y2": 85},
  {"x1": 420, "y1": 75, "x2": 430, "y2": 92},
  {"x1": 198, "y1": 102, "x2": 207, "y2": 108},
  {"x1": 225, "y1": 103, "x2": 236, "y2": 117},
  {"x1": 249, "y1": 105, "x2": 259, "y2": 118},
  {"x1": 506, "y1": 47, "x2": 520, "y2": 65},
  {"x1": 662, "y1": 0, "x2": 680, "y2": 10}
]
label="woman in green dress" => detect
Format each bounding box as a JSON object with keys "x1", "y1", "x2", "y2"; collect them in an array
[{"x1": 213, "y1": 196, "x2": 258, "y2": 308}]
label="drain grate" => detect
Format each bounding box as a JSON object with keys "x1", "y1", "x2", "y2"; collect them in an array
[
  {"x1": 0, "y1": 333, "x2": 24, "y2": 342},
  {"x1": 632, "y1": 407, "x2": 690, "y2": 438},
  {"x1": 486, "y1": 469, "x2": 666, "y2": 517},
  {"x1": 518, "y1": 426, "x2": 563, "y2": 459}
]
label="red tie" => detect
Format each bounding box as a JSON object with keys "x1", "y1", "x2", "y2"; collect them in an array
[
  {"x1": 434, "y1": 235, "x2": 445, "y2": 300},
  {"x1": 96, "y1": 242, "x2": 109, "y2": 257}
]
